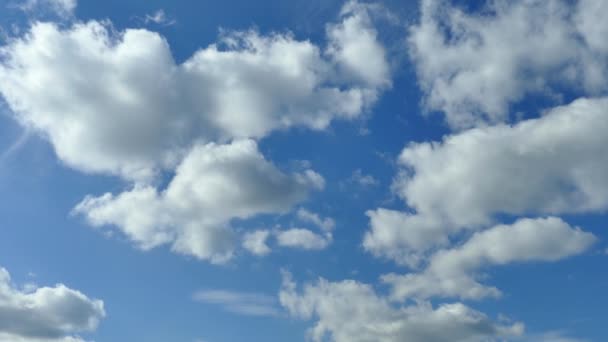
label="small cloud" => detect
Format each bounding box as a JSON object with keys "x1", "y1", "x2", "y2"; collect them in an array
[
  {"x1": 242, "y1": 230, "x2": 271, "y2": 256},
  {"x1": 344, "y1": 169, "x2": 379, "y2": 188},
  {"x1": 193, "y1": 289, "x2": 281, "y2": 317},
  {"x1": 275, "y1": 228, "x2": 331, "y2": 250},
  {"x1": 144, "y1": 9, "x2": 176, "y2": 26},
  {"x1": 297, "y1": 208, "x2": 335, "y2": 231}
]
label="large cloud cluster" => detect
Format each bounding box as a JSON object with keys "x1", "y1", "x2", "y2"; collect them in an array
[{"x1": 0, "y1": 0, "x2": 389, "y2": 261}]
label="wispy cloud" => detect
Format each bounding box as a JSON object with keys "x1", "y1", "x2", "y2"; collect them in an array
[
  {"x1": 193, "y1": 289, "x2": 281, "y2": 317},
  {"x1": 15, "y1": 0, "x2": 77, "y2": 18},
  {"x1": 144, "y1": 9, "x2": 176, "y2": 26},
  {"x1": 0, "y1": 129, "x2": 29, "y2": 167},
  {"x1": 297, "y1": 208, "x2": 335, "y2": 231}
]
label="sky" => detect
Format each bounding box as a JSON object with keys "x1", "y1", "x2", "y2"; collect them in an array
[{"x1": 0, "y1": 0, "x2": 607, "y2": 341}]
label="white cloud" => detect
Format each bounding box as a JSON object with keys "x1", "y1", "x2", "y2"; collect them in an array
[
  {"x1": 0, "y1": 3, "x2": 390, "y2": 262},
  {"x1": 144, "y1": 9, "x2": 176, "y2": 26},
  {"x1": 279, "y1": 272, "x2": 523, "y2": 342},
  {"x1": 297, "y1": 208, "x2": 335, "y2": 232},
  {"x1": 275, "y1": 228, "x2": 331, "y2": 251},
  {"x1": 383, "y1": 217, "x2": 596, "y2": 301},
  {"x1": 326, "y1": 0, "x2": 391, "y2": 88},
  {"x1": 365, "y1": 97, "x2": 608, "y2": 265},
  {"x1": 364, "y1": 208, "x2": 446, "y2": 267},
  {"x1": 18, "y1": 0, "x2": 77, "y2": 18},
  {"x1": 0, "y1": 1, "x2": 389, "y2": 181},
  {"x1": 74, "y1": 140, "x2": 323, "y2": 263},
  {"x1": 242, "y1": 230, "x2": 271, "y2": 256},
  {"x1": 193, "y1": 289, "x2": 280, "y2": 317},
  {"x1": 409, "y1": 0, "x2": 608, "y2": 129},
  {"x1": 0, "y1": 266, "x2": 105, "y2": 342}
]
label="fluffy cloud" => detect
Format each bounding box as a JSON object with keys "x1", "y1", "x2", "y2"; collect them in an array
[
  {"x1": 275, "y1": 228, "x2": 331, "y2": 250},
  {"x1": 279, "y1": 272, "x2": 523, "y2": 342},
  {"x1": 365, "y1": 97, "x2": 608, "y2": 266},
  {"x1": 383, "y1": 217, "x2": 596, "y2": 301},
  {"x1": 0, "y1": 1, "x2": 389, "y2": 181},
  {"x1": 74, "y1": 140, "x2": 324, "y2": 263},
  {"x1": 0, "y1": 266, "x2": 105, "y2": 342},
  {"x1": 326, "y1": 0, "x2": 390, "y2": 88},
  {"x1": 409, "y1": 0, "x2": 608, "y2": 129},
  {"x1": 363, "y1": 208, "x2": 446, "y2": 267},
  {"x1": 0, "y1": 1, "x2": 389, "y2": 263},
  {"x1": 242, "y1": 230, "x2": 272, "y2": 256},
  {"x1": 242, "y1": 209, "x2": 334, "y2": 255}
]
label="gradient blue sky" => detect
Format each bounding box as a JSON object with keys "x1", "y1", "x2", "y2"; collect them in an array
[{"x1": 0, "y1": 1, "x2": 607, "y2": 341}]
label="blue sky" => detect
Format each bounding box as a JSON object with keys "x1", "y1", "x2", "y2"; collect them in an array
[{"x1": 0, "y1": 0, "x2": 607, "y2": 341}]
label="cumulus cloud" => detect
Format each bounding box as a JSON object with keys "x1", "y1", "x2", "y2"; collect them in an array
[
  {"x1": 383, "y1": 217, "x2": 596, "y2": 301},
  {"x1": 0, "y1": 266, "x2": 105, "y2": 342},
  {"x1": 365, "y1": 97, "x2": 608, "y2": 266},
  {"x1": 279, "y1": 272, "x2": 523, "y2": 342},
  {"x1": 74, "y1": 140, "x2": 324, "y2": 263},
  {"x1": 0, "y1": 1, "x2": 389, "y2": 181},
  {"x1": 242, "y1": 230, "x2": 272, "y2": 256},
  {"x1": 242, "y1": 209, "x2": 334, "y2": 255},
  {"x1": 326, "y1": 0, "x2": 391, "y2": 88},
  {"x1": 0, "y1": 1, "x2": 390, "y2": 263},
  {"x1": 193, "y1": 289, "x2": 280, "y2": 317},
  {"x1": 275, "y1": 228, "x2": 331, "y2": 250},
  {"x1": 409, "y1": 0, "x2": 608, "y2": 129}
]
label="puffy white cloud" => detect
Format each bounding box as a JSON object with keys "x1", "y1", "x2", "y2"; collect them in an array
[
  {"x1": 365, "y1": 97, "x2": 608, "y2": 265},
  {"x1": 363, "y1": 208, "x2": 447, "y2": 267},
  {"x1": 193, "y1": 289, "x2": 280, "y2": 317},
  {"x1": 383, "y1": 217, "x2": 596, "y2": 301},
  {"x1": 326, "y1": 0, "x2": 391, "y2": 88},
  {"x1": 0, "y1": 266, "x2": 104, "y2": 342},
  {"x1": 74, "y1": 140, "x2": 323, "y2": 263},
  {"x1": 0, "y1": 2, "x2": 390, "y2": 262},
  {"x1": 0, "y1": 1, "x2": 389, "y2": 181},
  {"x1": 409, "y1": 0, "x2": 608, "y2": 129},
  {"x1": 275, "y1": 228, "x2": 331, "y2": 251},
  {"x1": 279, "y1": 272, "x2": 523, "y2": 342},
  {"x1": 242, "y1": 230, "x2": 272, "y2": 256},
  {"x1": 242, "y1": 209, "x2": 334, "y2": 255}
]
